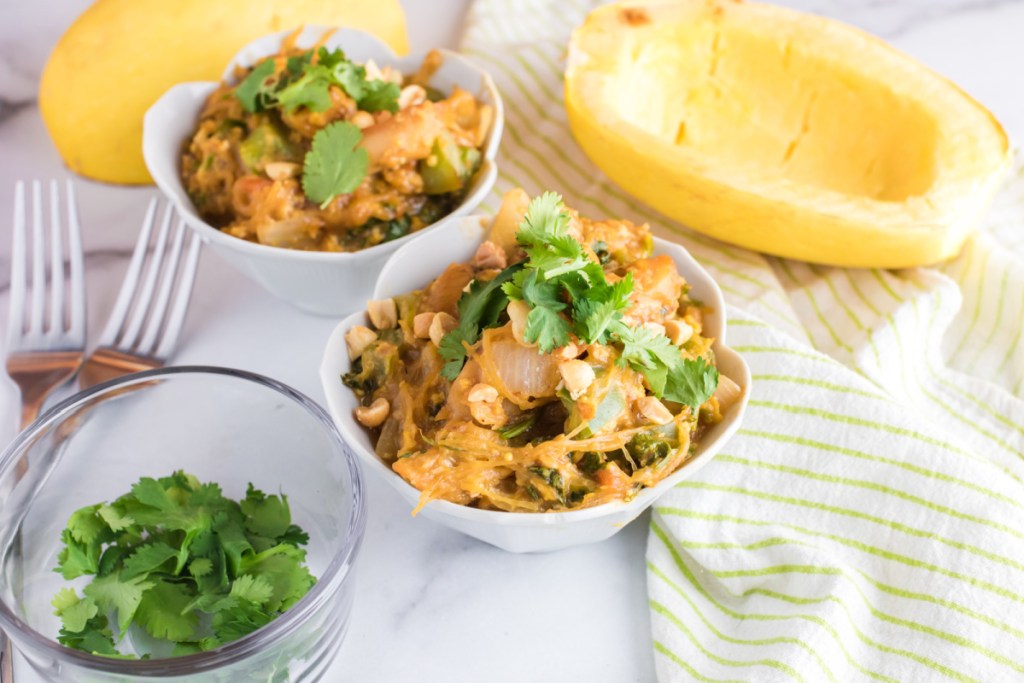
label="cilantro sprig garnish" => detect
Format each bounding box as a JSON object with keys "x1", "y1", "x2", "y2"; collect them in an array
[
  {"x1": 302, "y1": 121, "x2": 368, "y2": 207},
  {"x1": 235, "y1": 47, "x2": 400, "y2": 115},
  {"x1": 52, "y1": 472, "x2": 315, "y2": 658},
  {"x1": 438, "y1": 192, "x2": 719, "y2": 410},
  {"x1": 438, "y1": 264, "x2": 523, "y2": 380}
]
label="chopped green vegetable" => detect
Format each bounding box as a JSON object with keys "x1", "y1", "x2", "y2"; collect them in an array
[
  {"x1": 302, "y1": 121, "x2": 368, "y2": 208},
  {"x1": 626, "y1": 432, "x2": 673, "y2": 469},
  {"x1": 420, "y1": 135, "x2": 478, "y2": 195},
  {"x1": 52, "y1": 472, "x2": 314, "y2": 659},
  {"x1": 496, "y1": 412, "x2": 537, "y2": 440},
  {"x1": 238, "y1": 122, "x2": 300, "y2": 173}
]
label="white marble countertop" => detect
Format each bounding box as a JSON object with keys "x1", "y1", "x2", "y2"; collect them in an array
[{"x1": 1, "y1": 1, "x2": 1023, "y2": 681}]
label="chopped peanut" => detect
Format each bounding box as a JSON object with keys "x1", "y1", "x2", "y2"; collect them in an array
[
  {"x1": 345, "y1": 325, "x2": 377, "y2": 360},
  {"x1": 351, "y1": 111, "x2": 375, "y2": 129},
  {"x1": 665, "y1": 319, "x2": 693, "y2": 346},
  {"x1": 468, "y1": 383, "x2": 499, "y2": 403},
  {"x1": 553, "y1": 342, "x2": 582, "y2": 361},
  {"x1": 429, "y1": 311, "x2": 457, "y2": 346},
  {"x1": 636, "y1": 396, "x2": 673, "y2": 425},
  {"x1": 558, "y1": 359, "x2": 595, "y2": 399},
  {"x1": 264, "y1": 162, "x2": 300, "y2": 180},
  {"x1": 398, "y1": 84, "x2": 427, "y2": 109},
  {"x1": 413, "y1": 312, "x2": 435, "y2": 339},
  {"x1": 355, "y1": 397, "x2": 390, "y2": 427},
  {"x1": 367, "y1": 298, "x2": 398, "y2": 330}
]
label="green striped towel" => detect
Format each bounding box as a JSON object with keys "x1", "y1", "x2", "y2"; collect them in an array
[{"x1": 462, "y1": 1, "x2": 1024, "y2": 680}]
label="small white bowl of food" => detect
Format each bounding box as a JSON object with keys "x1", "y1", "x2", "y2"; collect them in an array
[
  {"x1": 144, "y1": 26, "x2": 502, "y2": 315},
  {"x1": 320, "y1": 189, "x2": 750, "y2": 553}
]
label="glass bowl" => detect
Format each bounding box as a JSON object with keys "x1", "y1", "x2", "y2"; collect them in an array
[{"x1": 0, "y1": 367, "x2": 365, "y2": 682}]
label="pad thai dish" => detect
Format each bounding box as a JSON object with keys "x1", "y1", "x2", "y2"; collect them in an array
[
  {"x1": 181, "y1": 33, "x2": 492, "y2": 252},
  {"x1": 343, "y1": 190, "x2": 742, "y2": 513}
]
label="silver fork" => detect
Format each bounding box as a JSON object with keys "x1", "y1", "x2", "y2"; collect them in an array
[
  {"x1": 2, "y1": 180, "x2": 86, "y2": 683},
  {"x1": 79, "y1": 199, "x2": 201, "y2": 389},
  {"x1": 4, "y1": 180, "x2": 86, "y2": 431}
]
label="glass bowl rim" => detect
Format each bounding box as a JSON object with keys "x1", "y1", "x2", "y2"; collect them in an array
[{"x1": 0, "y1": 365, "x2": 366, "y2": 676}]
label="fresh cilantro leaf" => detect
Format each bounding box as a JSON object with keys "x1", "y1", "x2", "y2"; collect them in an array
[
  {"x1": 612, "y1": 320, "x2": 719, "y2": 410},
  {"x1": 130, "y1": 477, "x2": 177, "y2": 512},
  {"x1": 438, "y1": 264, "x2": 524, "y2": 380},
  {"x1": 211, "y1": 599, "x2": 273, "y2": 644},
  {"x1": 56, "y1": 529, "x2": 100, "y2": 579},
  {"x1": 97, "y1": 545, "x2": 131, "y2": 578},
  {"x1": 514, "y1": 268, "x2": 565, "y2": 311},
  {"x1": 83, "y1": 572, "x2": 153, "y2": 635},
  {"x1": 573, "y1": 273, "x2": 633, "y2": 344},
  {"x1": 57, "y1": 614, "x2": 118, "y2": 656},
  {"x1": 67, "y1": 505, "x2": 111, "y2": 546},
  {"x1": 235, "y1": 47, "x2": 399, "y2": 116},
  {"x1": 235, "y1": 59, "x2": 277, "y2": 113},
  {"x1": 664, "y1": 356, "x2": 720, "y2": 411},
  {"x1": 275, "y1": 66, "x2": 334, "y2": 113},
  {"x1": 189, "y1": 557, "x2": 214, "y2": 579},
  {"x1": 52, "y1": 473, "x2": 316, "y2": 658},
  {"x1": 240, "y1": 484, "x2": 292, "y2": 539},
  {"x1": 215, "y1": 516, "x2": 254, "y2": 578},
  {"x1": 135, "y1": 580, "x2": 199, "y2": 642},
  {"x1": 358, "y1": 79, "x2": 401, "y2": 113},
  {"x1": 525, "y1": 306, "x2": 572, "y2": 352},
  {"x1": 278, "y1": 524, "x2": 310, "y2": 547},
  {"x1": 97, "y1": 505, "x2": 135, "y2": 533},
  {"x1": 302, "y1": 121, "x2": 368, "y2": 208},
  {"x1": 239, "y1": 544, "x2": 316, "y2": 613},
  {"x1": 121, "y1": 542, "x2": 177, "y2": 580},
  {"x1": 321, "y1": 49, "x2": 399, "y2": 113},
  {"x1": 52, "y1": 589, "x2": 98, "y2": 634},
  {"x1": 230, "y1": 574, "x2": 275, "y2": 605},
  {"x1": 516, "y1": 192, "x2": 571, "y2": 248}
]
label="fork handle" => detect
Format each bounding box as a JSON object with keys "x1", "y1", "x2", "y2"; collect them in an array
[{"x1": 1, "y1": 630, "x2": 13, "y2": 682}]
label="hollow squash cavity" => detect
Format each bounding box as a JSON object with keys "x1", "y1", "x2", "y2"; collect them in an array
[
  {"x1": 607, "y1": 23, "x2": 938, "y2": 202},
  {"x1": 565, "y1": 0, "x2": 1012, "y2": 268}
]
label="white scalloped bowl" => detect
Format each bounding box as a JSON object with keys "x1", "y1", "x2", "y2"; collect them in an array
[
  {"x1": 144, "y1": 26, "x2": 503, "y2": 316},
  {"x1": 320, "y1": 216, "x2": 751, "y2": 552}
]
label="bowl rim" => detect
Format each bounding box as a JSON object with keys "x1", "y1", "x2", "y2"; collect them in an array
[
  {"x1": 319, "y1": 216, "x2": 751, "y2": 527},
  {"x1": 0, "y1": 366, "x2": 366, "y2": 676},
  {"x1": 143, "y1": 26, "x2": 505, "y2": 265}
]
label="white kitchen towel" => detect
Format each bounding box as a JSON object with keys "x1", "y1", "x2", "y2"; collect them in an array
[{"x1": 461, "y1": 1, "x2": 1024, "y2": 680}]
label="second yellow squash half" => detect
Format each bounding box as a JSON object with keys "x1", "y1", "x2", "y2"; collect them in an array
[
  {"x1": 40, "y1": 0, "x2": 408, "y2": 185},
  {"x1": 565, "y1": 0, "x2": 1011, "y2": 268}
]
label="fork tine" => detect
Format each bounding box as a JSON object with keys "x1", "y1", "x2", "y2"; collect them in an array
[
  {"x1": 97, "y1": 198, "x2": 158, "y2": 347},
  {"x1": 137, "y1": 212, "x2": 187, "y2": 356},
  {"x1": 154, "y1": 227, "x2": 201, "y2": 361},
  {"x1": 66, "y1": 180, "x2": 86, "y2": 342},
  {"x1": 7, "y1": 182, "x2": 26, "y2": 351},
  {"x1": 29, "y1": 181, "x2": 45, "y2": 336},
  {"x1": 48, "y1": 180, "x2": 65, "y2": 333},
  {"x1": 119, "y1": 201, "x2": 173, "y2": 351}
]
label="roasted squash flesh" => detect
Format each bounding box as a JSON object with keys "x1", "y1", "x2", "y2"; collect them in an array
[{"x1": 566, "y1": 0, "x2": 1012, "y2": 267}]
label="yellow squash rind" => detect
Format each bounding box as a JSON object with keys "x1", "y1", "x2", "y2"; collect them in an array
[
  {"x1": 40, "y1": 0, "x2": 409, "y2": 185},
  {"x1": 565, "y1": 0, "x2": 1012, "y2": 268}
]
